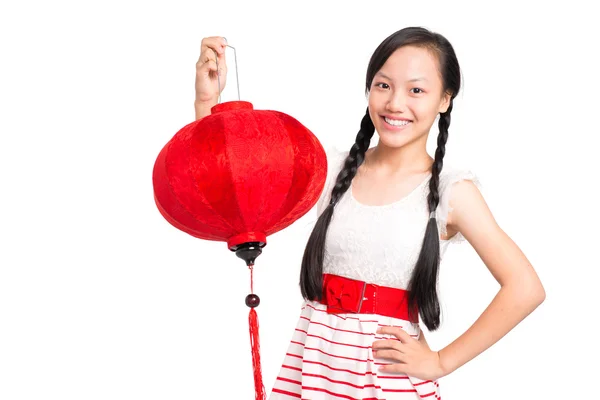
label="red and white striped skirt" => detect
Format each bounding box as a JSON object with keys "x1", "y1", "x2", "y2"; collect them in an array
[{"x1": 269, "y1": 294, "x2": 441, "y2": 399}]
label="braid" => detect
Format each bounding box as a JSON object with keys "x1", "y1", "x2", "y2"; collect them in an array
[
  {"x1": 329, "y1": 110, "x2": 374, "y2": 206},
  {"x1": 299, "y1": 108, "x2": 375, "y2": 301},
  {"x1": 407, "y1": 99, "x2": 453, "y2": 331},
  {"x1": 428, "y1": 100, "x2": 452, "y2": 213}
]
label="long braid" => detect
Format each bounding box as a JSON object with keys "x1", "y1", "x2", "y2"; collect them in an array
[
  {"x1": 407, "y1": 99, "x2": 453, "y2": 330},
  {"x1": 429, "y1": 100, "x2": 452, "y2": 212},
  {"x1": 299, "y1": 108, "x2": 375, "y2": 300},
  {"x1": 330, "y1": 110, "x2": 374, "y2": 206}
]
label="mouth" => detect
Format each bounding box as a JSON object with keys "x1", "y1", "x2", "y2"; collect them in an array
[{"x1": 381, "y1": 116, "x2": 412, "y2": 129}]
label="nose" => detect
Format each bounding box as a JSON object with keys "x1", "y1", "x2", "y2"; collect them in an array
[{"x1": 386, "y1": 91, "x2": 408, "y2": 112}]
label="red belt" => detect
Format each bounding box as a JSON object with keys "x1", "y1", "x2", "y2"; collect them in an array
[{"x1": 319, "y1": 273, "x2": 418, "y2": 323}]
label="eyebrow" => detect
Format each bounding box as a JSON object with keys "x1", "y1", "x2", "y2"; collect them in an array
[{"x1": 375, "y1": 71, "x2": 428, "y2": 83}]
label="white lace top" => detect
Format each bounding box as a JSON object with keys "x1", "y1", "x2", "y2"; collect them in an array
[{"x1": 316, "y1": 146, "x2": 482, "y2": 290}]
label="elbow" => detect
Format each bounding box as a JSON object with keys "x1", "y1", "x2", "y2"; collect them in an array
[
  {"x1": 535, "y1": 283, "x2": 546, "y2": 305},
  {"x1": 527, "y1": 271, "x2": 546, "y2": 306},
  {"x1": 504, "y1": 275, "x2": 546, "y2": 310},
  {"x1": 524, "y1": 279, "x2": 546, "y2": 310},
  {"x1": 524, "y1": 263, "x2": 546, "y2": 306}
]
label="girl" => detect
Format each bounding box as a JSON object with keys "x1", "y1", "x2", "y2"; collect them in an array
[{"x1": 195, "y1": 27, "x2": 545, "y2": 400}]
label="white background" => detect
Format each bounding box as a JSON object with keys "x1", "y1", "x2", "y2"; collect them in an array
[{"x1": 1, "y1": 0, "x2": 598, "y2": 399}]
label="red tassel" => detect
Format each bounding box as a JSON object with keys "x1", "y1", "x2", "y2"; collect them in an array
[{"x1": 249, "y1": 308, "x2": 266, "y2": 400}]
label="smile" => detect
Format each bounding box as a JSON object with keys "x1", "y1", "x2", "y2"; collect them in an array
[{"x1": 383, "y1": 117, "x2": 412, "y2": 128}]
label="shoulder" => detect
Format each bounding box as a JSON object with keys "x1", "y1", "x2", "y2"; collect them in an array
[
  {"x1": 323, "y1": 145, "x2": 349, "y2": 186},
  {"x1": 440, "y1": 163, "x2": 493, "y2": 243},
  {"x1": 316, "y1": 146, "x2": 348, "y2": 215},
  {"x1": 435, "y1": 163, "x2": 485, "y2": 242},
  {"x1": 325, "y1": 146, "x2": 347, "y2": 171},
  {"x1": 438, "y1": 164, "x2": 481, "y2": 191},
  {"x1": 436, "y1": 164, "x2": 483, "y2": 210}
]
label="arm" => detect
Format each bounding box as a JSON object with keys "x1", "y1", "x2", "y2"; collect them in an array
[
  {"x1": 437, "y1": 180, "x2": 546, "y2": 376},
  {"x1": 195, "y1": 100, "x2": 215, "y2": 121}
]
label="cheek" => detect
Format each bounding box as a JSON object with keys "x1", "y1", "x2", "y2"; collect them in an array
[
  {"x1": 368, "y1": 95, "x2": 384, "y2": 122},
  {"x1": 368, "y1": 107, "x2": 379, "y2": 126},
  {"x1": 412, "y1": 101, "x2": 441, "y2": 122},
  {"x1": 368, "y1": 89, "x2": 390, "y2": 108},
  {"x1": 368, "y1": 92, "x2": 379, "y2": 110}
]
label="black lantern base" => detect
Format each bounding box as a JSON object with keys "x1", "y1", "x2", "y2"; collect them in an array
[{"x1": 231, "y1": 241, "x2": 265, "y2": 266}]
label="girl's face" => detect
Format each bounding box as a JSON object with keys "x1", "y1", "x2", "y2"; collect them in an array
[{"x1": 368, "y1": 45, "x2": 451, "y2": 149}]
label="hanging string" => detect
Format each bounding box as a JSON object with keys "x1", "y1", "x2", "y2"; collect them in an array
[
  {"x1": 214, "y1": 38, "x2": 240, "y2": 104},
  {"x1": 247, "y1": 261, "x2": 265, "y2": 400}
]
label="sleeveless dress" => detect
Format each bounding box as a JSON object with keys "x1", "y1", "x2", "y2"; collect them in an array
[{"x1": 269, "y1": 146, "x2": 482, "y2": 400}]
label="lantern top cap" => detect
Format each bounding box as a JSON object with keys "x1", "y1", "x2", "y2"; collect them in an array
[{"x1": 211, "y1": 101, "x2": 254, "y2": 114}]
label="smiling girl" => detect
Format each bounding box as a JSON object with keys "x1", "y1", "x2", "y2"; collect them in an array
[{"x1": 195, "y1": 26, "x2": 545, "y2": 400}]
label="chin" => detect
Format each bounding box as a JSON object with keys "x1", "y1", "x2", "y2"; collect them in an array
[
  {"x1": 377, "y1": 134, "x2": 412, "y2": 149},
  {"x1": 374, "y1": 124, "x2": 415, "y2": 147}
]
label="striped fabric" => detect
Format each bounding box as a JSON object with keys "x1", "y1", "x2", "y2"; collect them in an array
[{"x1": 269, "y1": 300, "x2": 441, "y2": 400}]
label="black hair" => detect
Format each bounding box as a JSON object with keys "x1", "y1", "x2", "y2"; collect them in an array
[{"x1": 299, "y1": 26, "x2": 461, "y2": 331}]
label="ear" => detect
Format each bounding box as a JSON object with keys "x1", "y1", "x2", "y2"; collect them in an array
[{"x1": 438, "y1": 91, "x2": 452, "y2": 113}]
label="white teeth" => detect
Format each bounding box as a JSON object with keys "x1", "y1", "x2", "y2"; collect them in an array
[{"x1": 384, "y1": 117, "x2": 410, "y2": 126}]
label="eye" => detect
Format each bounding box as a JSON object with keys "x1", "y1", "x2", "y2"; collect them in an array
[
  {"x1": 375, "y1": 82, "x2": 390, "y2": 89},
  {"x1": 411, "y1": 88, "x2": 424, "y2": 94}
]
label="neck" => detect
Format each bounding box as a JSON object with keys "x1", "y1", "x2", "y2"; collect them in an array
[{"x1": 367, "y1": 140, "x2": 434, "y2": 176}]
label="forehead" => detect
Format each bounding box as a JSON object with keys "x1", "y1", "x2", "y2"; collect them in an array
[{"x1": 375, "y1": 45, "x2": 442, "y2": 83}]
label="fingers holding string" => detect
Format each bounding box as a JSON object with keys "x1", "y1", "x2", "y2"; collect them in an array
[{"x1": 199, "y1": 36, "x2": 227, "y2": 66}]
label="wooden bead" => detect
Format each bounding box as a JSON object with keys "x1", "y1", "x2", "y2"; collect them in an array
[{"x1": 245, "y1": 294, "x2": 260, "y2": 308}]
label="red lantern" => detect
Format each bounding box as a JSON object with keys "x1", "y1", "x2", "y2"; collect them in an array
[{"x1": 152, "y1": 100, "x2": 327, "y2": 399}]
